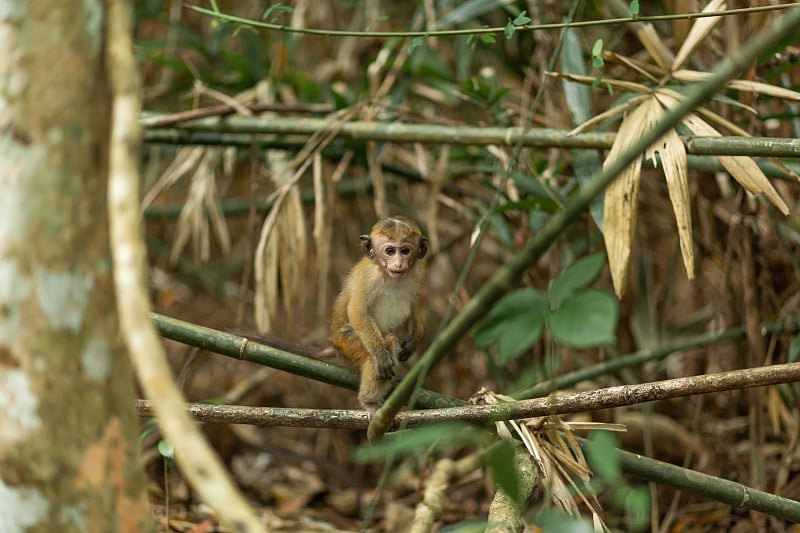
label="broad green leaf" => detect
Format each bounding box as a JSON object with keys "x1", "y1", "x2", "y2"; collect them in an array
[
  {"x1": 624, "y1": 486, "x2": 650, "y2": 531},
  {"x1": 548, "y1": 289, "x2": 617, "y2": 347},
  {"x1": 586, "y1": 430, "x2": 620, "y2": 482},
  {"x1": 474, "y1": 288, "x2": 548, "y2": 363},
  {"x1": 548, "y1": 253, "x2": 606, "y2": 309},
  {"x1": 536, "y1": 510, "x2": 594, "y2": 533},
  {"x1": 352, "y1": 422, "x2": 478, "y2": 462},
  {"x1": 789, "y1": 333, "x2": 800, "y2": 363},
  {"x1": 486, "y1": 441, "x2": 521, "y2": 503}
]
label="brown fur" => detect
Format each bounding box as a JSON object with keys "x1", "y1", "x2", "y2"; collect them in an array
[{"x1": 330, "y1": 216, "x2": 428, "y2": 414}]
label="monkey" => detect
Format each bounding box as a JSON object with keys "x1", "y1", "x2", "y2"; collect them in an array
[
  {"x1": 330, "y1": 216, "x2": 428, "y2": 415},
  {"x1": 235, "y1": 216, "x2": 428, "y2": 415}
]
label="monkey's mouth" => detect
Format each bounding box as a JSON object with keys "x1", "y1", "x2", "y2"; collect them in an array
[{"x1": 387, "y1": 269, "x2": 407, "y2": 278}]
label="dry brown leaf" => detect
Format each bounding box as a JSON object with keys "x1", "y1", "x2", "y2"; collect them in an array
[
  {"x1": 568, "y1": 94, "x2": 650, "y2": 136},
  {"x1": 656, "y1": 89, "x2": 790, "y2": 214},
  {"x1": 546, "y1": 71, "x2": 652, "y2": 94},
  {"x1": 673, "y1": 70, "x2": 800, "y2": 102},
  {"x1": 603, "y1": 97, "x2": 662, "y2": 297},
  {"x1": 672, "y1": 0, "x2": 727, "y2": 70},
  {"x1": 645, "y1": 119, "x2": 694, "y2": 279},
  {"x1": 635, "y1": 22, "x2": 675, "y2": 70}
]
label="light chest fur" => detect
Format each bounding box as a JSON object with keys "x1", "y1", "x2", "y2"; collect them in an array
[{"x1": 369, "y1": 276, "x2": 418, "y2": 333}]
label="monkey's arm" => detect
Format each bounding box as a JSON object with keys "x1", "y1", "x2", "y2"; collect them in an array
[
  {"x1": 398, "y1": 300, "x2": 424, "y2": 361},
  {"x1": 345, "y1": 294, "x2": 398, "y2": 380}
]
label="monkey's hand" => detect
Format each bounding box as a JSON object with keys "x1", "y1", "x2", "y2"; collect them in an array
[
  {"x1": 374, "y1": 334, "x2": 401, "y2": 379},
  {"x1": 398, "y1": 334, "x2": 417, "y2": 362},
  {"x1": 374, "y1": 349, "x2": 398, "y2": 380}
]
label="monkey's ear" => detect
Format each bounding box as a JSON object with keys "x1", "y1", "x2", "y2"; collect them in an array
[
  {"x1": 360, "y1": 235, "x2": 373, "y2": 258},
  {"x1": 417, "y1": 237, "x2": 429, "y2": 259}
]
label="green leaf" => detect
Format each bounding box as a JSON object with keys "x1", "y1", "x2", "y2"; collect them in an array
[
  {"x1": 352, "y1": 423, "x2": 479, "y2": 462},
  {"x1": 486, "y1": 441, "x2": 521, "y2": 503},
  {"x1": 474, "y1": 288, "x2": 548, "y2": 363},
  {"x1": 157, "y1": 439, "x2": 174, "y2": 459},
  {"x1": 548, "y1": 253, "x2": 606, "y2": 309},
  {"x1": 536, "y1": 509, "x2": 594, "y2": 532},
  {"x1": 261, "y1": 3, "x2": 293, "y2": 22},
  {"x1": 480, "y1": 33, "x2": 496, "y2": 45},
  {"x1": 366, "y1": 14, "x2": 390, "y2": 31},
  {"x1": 586, "y1": 430, "x2": 620, "y2": 482},
  {"x1": 548, "y1": 289, "x2": 617, "y2": 347},
  {"x1": 629, "y1": 0, "x2": 640, "y2": 17},
  {"x1": 789, "y1": 333, "x2": 800, "y2": 363},
  {"x1": 625, "y1": 486, "x2": 650, "y2": 531},
  {"x1": 591, "y1": 38, "x2": 604, "y2": 57},
  {"x1": 409, "y1": 36, "x2": 425, "y2": 53},
  {"x1": 504, "y1": 22, "x2": 516, "y2": 40},
  {"x1": 513, "y1": 11, "x2": 532, "y2": 26},
  {"x1": 592, "y1": 55, "x2": 604, "y2": 69}
]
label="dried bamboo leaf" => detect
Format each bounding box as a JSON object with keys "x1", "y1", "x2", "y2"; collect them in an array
[
  {"x1": 656, "y1": 89, "x2": 790, "y2": 214},
  {"x1": 673, "y1": 70, "x2": 800, "y2": 102},
  {"x1": 143, "y1": 146, "x2": 204, "y2": 208},
  {"x1": 547, "y1": 71, "x2": 653, "y2": 94},
  {"x1": 694, "y1": 105, "x2": 753, "y2": 136},
  {"x1": 672, "y1": 0, "x2": 727, "y2": 71},
  {"x1": 568, "y1": 94, "x2": 650, "y2": 135},
  {"x1": 646, "y1": 124, "x2": 694, "y2": 278},
  {"x1": 170, "y1": 150, "x2": 225, "y2": 263},
  {"x1": 635, "y1": 22, "x2": 675, "y2": 70},
  {"x1": 603, "y1": 97, "x2": 662, "y2": 297},
  {"x1": 602, "y1": 51, "x2": 660, "y2": 82}
]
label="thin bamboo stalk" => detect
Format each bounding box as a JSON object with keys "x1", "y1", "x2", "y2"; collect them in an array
[{"x1": 144, "y1": 117, "x2": 800, "y2": 157}]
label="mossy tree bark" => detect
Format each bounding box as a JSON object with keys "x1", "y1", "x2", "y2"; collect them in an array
[{"x1": 0, "y1": 2, "x2": 152, "y2": 530}]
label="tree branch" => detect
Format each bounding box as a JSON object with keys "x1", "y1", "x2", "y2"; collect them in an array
[{"x1": 106, "y1": 2, "x2": 265, "y2": 530}]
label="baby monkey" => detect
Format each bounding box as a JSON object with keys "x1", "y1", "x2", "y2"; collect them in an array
[{"x1": 330, "y1": 216, "x2": 428, "y2": 415}]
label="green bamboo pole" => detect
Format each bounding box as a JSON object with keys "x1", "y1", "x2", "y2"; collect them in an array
[
  {"x1": 578, "y1": 437, "x2": 800, "y2": 523},
  {"x1": 143, "y1": 119, "x2": 800, "y2": 157},
  {"x1": 511, "y1": 326, "x2": 746, "y2": 399},
  {"x1": 367, "y1": 6, "x2": 800, "y2": 442},
  {"x1": 151, "y1": 313, "x2": 463, "y2": 409}
]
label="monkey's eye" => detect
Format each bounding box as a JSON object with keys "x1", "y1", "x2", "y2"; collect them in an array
[
  {"x1": 400, "y1": 246, "x2": 412, "y2": 256},
  {"x1": 385, "y1": 246, "x2": 396, "y2": 256}
]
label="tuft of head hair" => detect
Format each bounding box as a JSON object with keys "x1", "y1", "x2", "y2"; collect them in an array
[{"x1": 372, "y1": 216, "x2": 421, "y2": 238}]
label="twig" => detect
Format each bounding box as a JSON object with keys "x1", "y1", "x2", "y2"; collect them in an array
[
  {"x1": 189, "y1": 3, "x2": 797, "y2": 38},
  {"x1": 106, "y1": 2, "x2": 265, "y2": 531},
  {"x1": 138, "y1": 362, "x2": 800, "y2": 428},
  {"x1": 141, "y1": 102, "x2": 333, "y2": 128}
]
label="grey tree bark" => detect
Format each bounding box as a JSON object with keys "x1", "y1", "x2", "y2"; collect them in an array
[{"x1": 0, "y1": 2, "x2": 152, "y2": 530}]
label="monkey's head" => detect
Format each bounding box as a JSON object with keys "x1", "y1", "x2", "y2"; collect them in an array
[{"x1": 360, "y1": 216, "x2": 428, "y2": 281}]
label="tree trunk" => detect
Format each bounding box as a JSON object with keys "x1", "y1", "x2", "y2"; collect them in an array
[{"x1": 0, "y1": 1, "x2": 152, "y2": 530}]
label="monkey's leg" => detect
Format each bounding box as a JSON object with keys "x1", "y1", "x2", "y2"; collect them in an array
[{"x1": 358, "y1": 358, "x2": 395, "y2": 416}]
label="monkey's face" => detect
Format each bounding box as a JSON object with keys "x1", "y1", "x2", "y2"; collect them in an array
[
  {"x1": 370, "y1": 234, "x2": 427, "y2": 281},
  {"x1": 378, "y1": 239, "x2": 417, "y2": 279}
]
